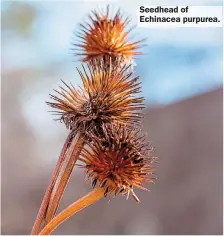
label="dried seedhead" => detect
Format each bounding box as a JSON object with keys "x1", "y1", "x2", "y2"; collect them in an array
[
  {"x1": 73, "y1": 5, "x2": 144, "y2": 66},
  {"x1": 78, "y1": 123, "x2": 157, "y2": 202},
  {"x1": 47, "y1": 62, "x2": 144, "y2": 135}
]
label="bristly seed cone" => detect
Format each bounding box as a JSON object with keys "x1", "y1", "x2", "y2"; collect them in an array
[
  {"x1": 73, "y1": 5, "x2": 144, "y2": 65},
  {"x1": 46, "y1": 62, "x2": 144, "y2": 135},
  {"x1": 78, "y1": 123, "x2": 157, "y2": 202}
]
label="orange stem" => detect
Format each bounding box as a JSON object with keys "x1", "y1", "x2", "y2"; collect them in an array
[
  {"x1": 39, "y1": 187, "x2": 104, "y2": 235},
  {"x1": 31, "y1": 134, "x2": 72, "y2": 235},
  {"x1": 44, "y1": 132, "x2": 85, "y2": 224}
]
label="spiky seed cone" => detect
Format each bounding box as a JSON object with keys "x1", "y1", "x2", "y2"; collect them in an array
[
  {"x1": 73, "y1": 5, "x2": 144, "y2": 66},
  {"x1": 78, "y1": 123, "x2": 157, "y2": 202},
  {"x1": 47, "y1": 62, "x2": 144, "y2": 135}
]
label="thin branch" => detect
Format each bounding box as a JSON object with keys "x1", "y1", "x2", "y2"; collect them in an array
[
  {"x1": 44, "y1": 132, "x2": 85, "y2": 224},
  {"x1": 39, "y1": 187, "x2": 104, "y2": 235},
  {"x1": 31, "y1": 134, "x2": 72, "y2": 235}
]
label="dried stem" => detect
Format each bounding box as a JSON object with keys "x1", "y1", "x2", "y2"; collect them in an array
[
  {"x1": 44, "y1": 132, "x2": 85, "y2": 224},
  {"x1": 31, "y1": 134, "x2": 72, "y2": 235},
  {"x1": 39, "y1": 187, "x2": 104, "y2": 235}
]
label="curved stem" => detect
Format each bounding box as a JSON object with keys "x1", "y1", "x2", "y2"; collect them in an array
[
  {"x1": 31, "y1": 134, "x2": 72, "y2": 235},
  {"x1": 39, "y1": 187, "x2": 104, "y2": 235},
  {"x1": 44, "y1": 132, "x2": 85, "y2": 224}
]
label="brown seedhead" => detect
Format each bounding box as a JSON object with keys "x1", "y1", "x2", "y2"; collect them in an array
[
  {"x1": 47, "y1": 62, "x2": 144, "y2": 135},
  {"x1": 78, "y1": 123, "x2": 157, "y2": 203},
  {"x1": 73, "y1": 5, "x2": 144, "y2": 65}
]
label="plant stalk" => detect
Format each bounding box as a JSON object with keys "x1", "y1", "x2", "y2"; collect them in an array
[
  {"x1": 31, "y1": 134, "x2": 73, "y2": 235},
  {"x1": 44, "y1": 132, "x2": 85, "y2": 224},
  {"x1": 39, "y1": 187, "x2": 104, "y2": 235}
]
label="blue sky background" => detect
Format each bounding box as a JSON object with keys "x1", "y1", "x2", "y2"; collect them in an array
[{"x1": 2, "y1": 0, "x2": 223, "y2": 137}]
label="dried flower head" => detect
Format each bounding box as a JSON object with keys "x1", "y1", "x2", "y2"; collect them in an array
[
  {"x1": 73, "y1": 5, "x2": 144, "y2": 65},
  {"x1": 78, "y1": 123, "x2": 157, "y2": 202},
  {"x1": 47, "y1": 62, "x2": 144, "y2": 134}
]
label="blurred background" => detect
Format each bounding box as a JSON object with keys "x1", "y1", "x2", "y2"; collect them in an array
[{"x1": 1, "y1": 0, "x2": 223, "y2": 235}]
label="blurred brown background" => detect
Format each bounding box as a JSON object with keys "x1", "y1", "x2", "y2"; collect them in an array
[
  {"x1": 1, "y1": 1, "x2": 223, "y2": 235},
  {"x1": 2, "y1": 77, "x2": 222, "y2": 234}
]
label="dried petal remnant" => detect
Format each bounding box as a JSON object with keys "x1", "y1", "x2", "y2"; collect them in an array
[
  {"x1": 73, "y1": 6, "x2": 144, "y2": 64},
  {"x1": 79, "y1": 124, "x2": 157, "y2": 202},
  {"x1": 47, "y1": 63, "x2": 144, "y2": 134}
]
